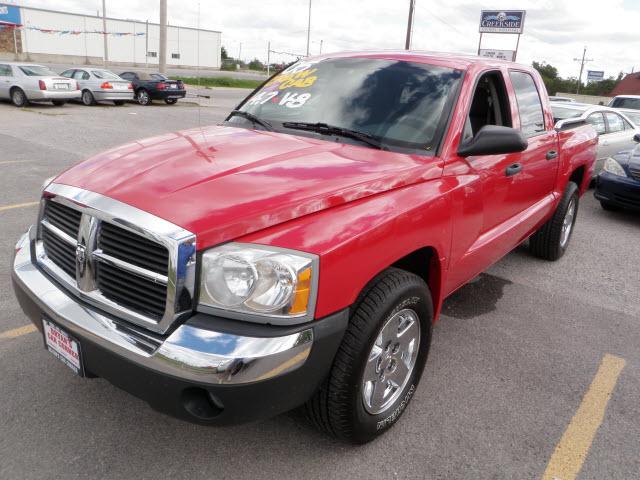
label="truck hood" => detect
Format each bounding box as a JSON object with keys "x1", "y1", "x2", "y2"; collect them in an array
[{"x1": 54, "y1": 126, "x2": 441, "y2": 248}]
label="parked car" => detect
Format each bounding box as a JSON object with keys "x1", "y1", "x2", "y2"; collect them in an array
[
  {"x1": 0, "y1": 62, "x2": 80, "y2": 107},
  {"x1": 60, "y1": 68, "x2": 133, "y2": 106},
  {"x1": 594, "y1": 133, "x2": 640, "y2": 211},
  {"x1": 549, "y1": 96, "x2": 576, "y2": 103},
  {"x1": 616, "y1": 108, "x2": 640, "y2": 127},
  {"x1": 118, "y1": 71, "x2": 185, "y2": 105},
  {"x1": 552, "y1": 103, "x2": 639, "y2": 176},
  {"x1": 12, "y1": 53, "x2": 597, "y2": 444},
  {"x1": 608, "y1": 95, "x2": 640, "y2": 110}
]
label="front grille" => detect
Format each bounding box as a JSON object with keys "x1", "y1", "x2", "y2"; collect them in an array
[
  {"x1": 98, "y1": 222, "x2": 169, "y2": 275},
  {"x1": 628, "y1": 165, "x2": 640, "y2": 181},
  {"x1": 42, "y1": 201, "x2": 81, "y2": 278},
  {"x1": 613, "y1": 193, "x2": 640, "y2": 208},
  {"x1": 36, "y1": 190, "x2": 195, "y2": 333}
]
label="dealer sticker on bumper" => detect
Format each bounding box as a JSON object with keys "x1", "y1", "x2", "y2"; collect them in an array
[{"x1": 43, "y1": 319, "x2": 83, "y2": 376}]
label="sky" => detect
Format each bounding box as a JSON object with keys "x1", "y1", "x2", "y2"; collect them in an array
[{"x1": 9, "y1": 0, "x2": 640, "y2": 79}]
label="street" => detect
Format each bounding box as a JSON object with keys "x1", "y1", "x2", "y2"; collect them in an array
[{"x1": 0, "y1": 94, "x2": 638, "y2": 479}]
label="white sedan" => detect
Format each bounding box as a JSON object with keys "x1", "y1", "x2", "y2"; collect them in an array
[{"x1": 0, "y1": 62, "x2": 81, "y2": 107}]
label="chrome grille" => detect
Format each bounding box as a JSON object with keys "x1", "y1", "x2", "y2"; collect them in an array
[
  {"x1": 629, "y1": 165, "x2": 640, "y2": 180},
  {"x1": 35, "y1": 184, "x2": 197, "y2": 334}
]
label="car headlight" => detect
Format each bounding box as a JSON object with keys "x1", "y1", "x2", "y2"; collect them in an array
[
  {"x1": 603, "y1": 157, "x2": 627, "y2": 177},
  {"x1": 198, "y1": 243, "x2": 318, "y2": 324}
]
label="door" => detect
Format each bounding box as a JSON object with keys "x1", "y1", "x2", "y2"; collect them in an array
[
  {"x1": 73, "y1": 69, "x2": 90, "y2": 89},
  {"x1": 0, "y1": 64, "x2": 13, "y2": 99}
]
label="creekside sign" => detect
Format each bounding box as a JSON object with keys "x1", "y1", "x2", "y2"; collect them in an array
[{"x1": 479, "y1": 10, "x2": 526, "y2": 34}]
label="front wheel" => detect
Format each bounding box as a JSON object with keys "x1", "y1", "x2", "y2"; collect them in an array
[
  {"x1": 305, "y1": 267, "x2": 432, "y2": 443},
  {"x1": 530, "y1": 181, "x2": 579, "y2": 261},
  {"x1": 164, "y1": 98, "x2": 178, "y2": 105}
]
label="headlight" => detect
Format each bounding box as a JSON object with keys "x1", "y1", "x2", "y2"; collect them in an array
[
  {"x1": 603, "y1": 157, "x2": 627, "y2": 177},
  {"x1": 199, "y1": 243, "x2": 318, "y2": 324}
]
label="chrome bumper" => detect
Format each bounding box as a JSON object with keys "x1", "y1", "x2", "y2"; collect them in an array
[{"x1": 12, "y1": 228, "x2": 313, "y2": 386}]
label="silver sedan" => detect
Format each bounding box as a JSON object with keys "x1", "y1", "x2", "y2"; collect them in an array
[
  {"x1": 0, "y1": 62, "x2": 80, "y2": 107},
  {"x1": 552, "y1": 103, "x2": 640, "y2": 176},
  {"x1": 60, "y1": 68, "x2": 133, "y2": 106}
]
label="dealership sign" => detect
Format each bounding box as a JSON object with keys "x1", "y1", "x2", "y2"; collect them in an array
[
  {"x1": 479, "y1": 10, "x2": 526, "y2": 34},
  {"x1": 479, "y1": 49, "x2": 515, "y2": 61},
  {"x1": 587, "y1": 70, "x2": 605, "y2": 82},
  {"x1": 0, "y1": 4, "x2": 21, "y2": 25}
]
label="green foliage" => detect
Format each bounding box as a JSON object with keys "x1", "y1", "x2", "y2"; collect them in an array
[
  {"x1": 175, "y1": 76, "x2": 262, "y2": 89},
  {"x1": 532, "y1": 61, "x2": 619, "y2": 96},
  {"x1": 248, "y1": 58, "x2": 265, "y2": 71},
  {"x1": 221, "y1": 46, "x2": 229, "y2": 60}
]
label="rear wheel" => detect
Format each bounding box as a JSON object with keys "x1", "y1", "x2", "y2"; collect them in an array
[
  {"x1": 136, "y1": 89, "x2": 151, "y2": 105},
  {"x1": 530, "y1": 181, "x2": 579, "y2": 261},
  {"x1": 113, "y1": 100, "x2": 125, "y2": 106},
  {"x1": 305, "y1": 267, "x2": 433, "y2": 444},
  {"x1": 52, "y1": 100, "x2": 67, "y2": 106},
  {"x1": 164, "y1": 98, "x2": 178, "y2": 105},
  {"x1": 11, "y1": 88, "x2": 28, "y2": 107},
  {"x1": 81, "y1": 90, "x2": 95, "y2": 106}
]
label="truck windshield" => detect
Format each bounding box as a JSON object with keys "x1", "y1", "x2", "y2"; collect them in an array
[{"x1": 235, "y1": 57, "x2": 463, "y2": 152}]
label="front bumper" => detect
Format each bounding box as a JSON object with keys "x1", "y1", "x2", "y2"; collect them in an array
[
  {"x1": 594, "y1": 171, "x2": 640, "y2": 210},
  {"x1": 12, "y1": 229, "x2": 348, "y2": 425}
]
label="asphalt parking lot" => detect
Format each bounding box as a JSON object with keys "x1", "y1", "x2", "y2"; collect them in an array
[{"x1": 1, "y1": 94, "x2": 639, "y2": 480}]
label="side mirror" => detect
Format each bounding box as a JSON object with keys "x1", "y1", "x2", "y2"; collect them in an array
[
  {"x1": 634, "y1": 133, "x2": 640, "y2": 143},
  {"x1": 458, "y1": 125, "x2": 528, "y2": 158}
]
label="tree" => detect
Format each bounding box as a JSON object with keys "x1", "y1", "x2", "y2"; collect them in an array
[
  {"x1": 248, "y1": 58, "x2": 264, "y2": 71},
  {"x1": 221, "y1": 46, "x2": 229, "y2": 60}
]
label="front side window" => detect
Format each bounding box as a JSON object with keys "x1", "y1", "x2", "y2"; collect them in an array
[
  {"x1": 236, "y1": 57, "x2": 463, "y2": 152},
  {"x1": 604, "y1": 112, "x2": 625, "y2": 133},
  {"x1": 18, "y1": 65, "x2": 57, "y2": 76},
  {"x1": 586, "y1": 113, "x2": 606, "y2": 135},
  {"x1": 0, "y1": 64, "x2": 12, "y2": 76},
  {"x1": 510, "y1": 71, "x2": 545, "y2": 137}
]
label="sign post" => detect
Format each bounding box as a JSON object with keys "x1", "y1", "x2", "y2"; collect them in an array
[{"x1": 478, "y1": 10, "x2": 526, "y2": 62}]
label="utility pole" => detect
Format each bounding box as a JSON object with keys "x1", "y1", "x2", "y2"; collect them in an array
[
  {"x1": 405, "y1": 0, "x2": 415, "y2": 50},
  {"x1": 145, "y1": 20, "x2": 149, "y2": 67},
  {"x1": 573, "y1": 46, "x2": 593, "y2": 94},
  {"x1": 238, "y1": 42, "x2": 242, "y2": 63},
  {"x1": 159, "y1": 0, "x2": 167, "y2": 74},
  {"x1": 306, "y1": 0, "x2": 312, "y2": 56},
  {"x1": 319, "y1": 39, "x2": 323, "y2": 55},
  {"x1": 267, "y1": 41, "x2": 271, "y2": 76},
  {"x1": 102, "y1": 0, "x2": 108, "y2": 67}
]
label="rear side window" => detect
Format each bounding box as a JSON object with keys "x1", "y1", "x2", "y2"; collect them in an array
[
  {"x1": 604, "y1": 112, "x2": 626, "y2": 133},
  {"x1": 586, "y1": 113, "x2": 606, "y2": 135},
  {"x1": 510, "y1": 71, "x2": 545, "y2": 137},
  {"x1": 0, "y1": 64, "x2": 12, "y2": 76}
]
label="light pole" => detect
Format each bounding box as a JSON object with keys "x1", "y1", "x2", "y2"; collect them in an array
[
  {"x1": 306, "y1": 0, "x2": 312, "y2": 56},
  {"x1": 405, "y1": 0, "x2": 416, "y2": 50},
  {"x1": 102, "y1": 0, "x2": 108, "y2": 66},
  {"x1": 573, "y1": 46, "x2": 593, "y2": 94},
  {"x1": 159, "y1": 0, "x2": 167, "y2": 74}
]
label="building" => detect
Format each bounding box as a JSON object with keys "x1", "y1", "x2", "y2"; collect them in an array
[
  {"x1": 610, "y1": 72, "x2": 640, "y2": 97},
  {"x1": 0, "y1": 3, "x2": 221, "y2": 69}
]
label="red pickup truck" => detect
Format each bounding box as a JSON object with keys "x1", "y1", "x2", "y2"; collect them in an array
[{"x1": 12, "y1": 52, "x2": 597, "y2": 444}]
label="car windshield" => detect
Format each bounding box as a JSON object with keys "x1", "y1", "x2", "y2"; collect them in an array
[
  {"x1": 92, "y1": 70, "x2": 121, "y2": 80},
  {"x1": 235, "y1": 57, "x2": 463, "y2": 152},
  {"x1": 552, "y1": 106, "x2": 584, "y2": 120},
  {"x1": 610, "y1": 98, "x2": 640, "y2": 110},
  {"x1": 19, "y1": 65, "x2": 58, "y2": 76},
  {"x1": 623, "y1": 111, "x2": 640, "y2": 126}
]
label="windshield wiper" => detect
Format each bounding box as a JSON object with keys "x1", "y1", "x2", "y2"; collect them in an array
[
  {"x1": 282, "y1": 122, "x2": 387, "y2": 150},
  {"x1": 227, "y1": 110, "x2": 273, "y2": 131}
]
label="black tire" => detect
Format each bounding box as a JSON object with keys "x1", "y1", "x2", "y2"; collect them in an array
[
  {"x1": 305, "y1": 267, "x2": 433, "y2": 444},
  {"x1": 52, "y1": 100, "x2": 67, "y2": 106},
  {"x1": 530, "y1": 181, "x2": 579, "y2": 261},
  {"x1": 113, "y1": 100, "x2": 125, "y2": 106},
  {"x1": 10, "y1": 87, "x2": 28, "y2": 107},
  {"x1": 600, "y1": 201, "x2": 621, "y2": 212},
  {"x1": 81, "y1": 90, "x2": 96, "y2": 106},
  {"x1": 164, "y1": 98, "x2": 178, "y2": 105},
  {"x1": 136, "y1": 89, "x2": 151, "y2": 105}
]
